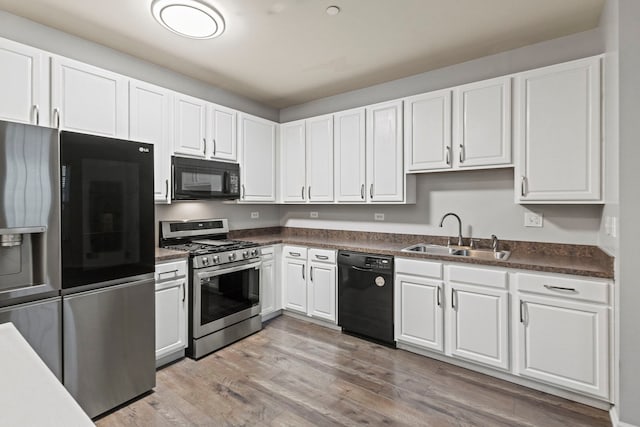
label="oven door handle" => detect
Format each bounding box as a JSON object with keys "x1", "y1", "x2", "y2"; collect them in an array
[{"x1": 195, "y1": 260, "x2": 262, "y2": 280}]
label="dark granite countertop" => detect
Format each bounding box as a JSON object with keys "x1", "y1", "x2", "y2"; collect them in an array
[
  {"x1": 230, "y1": 227, "x2": 614, "y2": 279},
  {"x1": 155, "y1": 247, "x2": 189, "y2": 263}
]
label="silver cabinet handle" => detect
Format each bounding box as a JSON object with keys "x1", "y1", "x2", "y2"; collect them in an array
[
  {"x1": 302, "y1": 265, "x2": 305, "y2": 280},
  {"x1": 360, "y1": 184, "x2": 365, "y2": 200},
  {"x1": 451, "y1": 288, "x2": 456, "y2": 309},
  {"x1": 315, "y1": 254, "x2": 329, "y2": 260},
  {"x1": 301, "y1": 186, "x2": 305, "y2": 200},
  {"x1": 213, "y1": 138, "x2": 216, "y2": 156},
  {"x1": 310, "y1": 266, "x2": 313, "y2": 282},
  {"x1": 165, "y1": 179, "x2": 169, "y2": 200},
  {"x1": 182, "y1": 282, "x2": 186, "y2": 302},
  {"x1": 308, "y1": 186, "x2": 311, "y2": 200},
  {"x1": 53, "y1": 108, "x2": 61, "y2": 129},
  {"x1": 203, "y1": 138, "x2": 207, "y2": 156},
  {"x1": 289, "y1": 252, "x2": 301, "y2": 257},
  {"x1": 437, "y1": 286, "x2": 441, "y2": 307},
  {"x1": 32, "y1": 105, "x2": 40, "y2": 125},
  {"x1": 369, "y1": 184, "x2": 374, "y2": 199},
  {"x1": 242, "y1": 184, "x2": 246, "y2": 199},
  {"x1": 520, "y1": 300, "x2": 525, "y2": 323},
  {"x1": 459, "y1": 144, "x2": 465, "y2": 163},
  {"x1": 544, "y1": 285, "x2": 577, "y2": 293},
  {"x1": 446, "y1": 146, "x2": 451, "y2": 165},
  {"x1": 521, "y1": 176, "x2": 527, "y2": 197},
  {"x1": 159, "y1": 269, "x2": 179, "y2": 276}
]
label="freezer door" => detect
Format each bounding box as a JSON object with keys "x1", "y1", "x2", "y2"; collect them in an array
[
  {"x1": 63, "y1": 278, "x2": 155, "y2": 418},
  {"x1": 0, "y1": 297, "x2": 61, "y2": 380}
]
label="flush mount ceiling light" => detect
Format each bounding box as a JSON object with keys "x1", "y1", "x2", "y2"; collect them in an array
[
  {"x1": 151, "y1": 0, "x2": 225, "y2": 39},
  {"x1": 326, "y1": 5, "x2": 341, "y2": 16}
]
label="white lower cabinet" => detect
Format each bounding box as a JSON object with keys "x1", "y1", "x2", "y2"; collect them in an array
[
  {"x1": 514, "y1": 273, "x2": 610, "y2": 399},
  {"x1": 260, "y1": 245, "x2": 281, "y2": 318},
  {"x1": 154, "y1": 259, "x2": 188, "y2": 366},
  {"x1": 282, "y1": 246, "x2": 336, "y2": 323}
]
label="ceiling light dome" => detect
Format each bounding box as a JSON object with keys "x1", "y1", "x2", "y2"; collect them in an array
[{"x1": 151, "y1": 0, "x2": 225, "y2": 39}]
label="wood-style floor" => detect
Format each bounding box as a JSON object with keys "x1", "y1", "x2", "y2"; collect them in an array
[{"x1": 96, "y1": 315, "x2": 610, "y2": 427}]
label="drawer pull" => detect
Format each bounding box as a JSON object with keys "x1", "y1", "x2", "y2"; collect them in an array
[
  {"x1": 544, "y1": 285, "x2": 577, "y2": 293},
  {"x1": 315, "y1": 254, "x2": 329, "y2": 260},
  {"x1": 159, "y1": 269, "x2": 179, "y2": 276},
  {"x1": 289, "y1": 252, "x2": 301, "y2": 257}
]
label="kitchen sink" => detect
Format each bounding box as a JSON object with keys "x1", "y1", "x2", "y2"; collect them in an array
[{"x1": 401, "y1": 243, "x2": 511, "y2": 261}]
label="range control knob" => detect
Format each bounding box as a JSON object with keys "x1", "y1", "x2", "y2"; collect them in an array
[
  {"x1": 212, "y1": 255, "x2": 220, "y2": 264},
  {"x1": 201, "y1": 257, "x2": 209, "y2": 266},
  {"x1": 250, "y1": 249, "x2": 259, "y2": 257},
  {"x1": 242, "y1": 251, "x2": 249, "y2": 259},
  {"x1": 229, "y1": 253, "x2": 236, "y2": 261}
]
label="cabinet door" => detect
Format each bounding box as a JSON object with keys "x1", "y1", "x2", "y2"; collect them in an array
[
  {"x1": 208, "y1": 104, "x2": 237, "y2": 161},
  {"x1": 449, "y1": 283, "x2": 509, "y2": 370},
  {"x1": 155, "y1": 278, "x2": 187, "y2": 360},
  {"x1": 455, "y1": 77, "x2": 511, "y2": 168},
  {"x1": 281, "y1": 120, "x2": 306, "y2": 202},
  {"x1": 306, "y1": 115, "x2": 334, "y2": 202},
  {"x1": 395, "y1": 274, "x2": 444, "y2": 352},
  {"x1": 260, "y1": 257, "x2": 276, "y2": 316},
  {"x1": 404, "y1": 90, "x2": 452, "y2": 172},
  {"x1": 129, "y1": 80, "x2": 173, "y2": 204},
  {"x1": 334, "y1": 108, "x2": 366, "y2": 202},
  {"x1": 51, "y1": 57, "x2": 128, "y2": 138},
  {"x1": 0, "y1": 38, "x2": 47, "y2": 125},
  {"x1": 239, "y1": 114, "x2": 277, "y2": 202},
  {"x1": 308, "y1": 262, "x2": 336, "y2": 322},
  {"x1": 366, "y1": 100, "x2": 404, "y2": 201},
  {"x1": 515, "y1": 57, "x2": 601, "y2": 202},
  {"x1": 173, "y1": 93, "x2": 207, "y2": 157},
  {"x1": 516, "y1": 294, "x2": 608, "y2": 398},
  {"x1": 283, "y1": 259, "x2": 307, "y2": 313}
]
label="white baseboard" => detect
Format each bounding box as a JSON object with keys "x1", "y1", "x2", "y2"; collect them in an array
[
  {"x1": 610, "y1": 406, "x2": 640, "y2": 427},
  {"x1": 282, "y1": 310, "x2": 341, "y2": 330}
]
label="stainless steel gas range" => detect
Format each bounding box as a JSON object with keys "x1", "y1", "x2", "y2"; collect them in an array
[{"x1": 159, "y1": 218, "x2": 261, "y2": 359}]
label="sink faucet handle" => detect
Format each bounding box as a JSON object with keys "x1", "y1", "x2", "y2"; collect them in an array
[
  {"x1": 469, "y1": 238, "x2": 477, "y2": 249},
  {"x1": 446, "y1": 237, "x2": 451, "y2": 247},
  {"x1": 491, "y1": 234, "x2": 499, "y2": 252}
]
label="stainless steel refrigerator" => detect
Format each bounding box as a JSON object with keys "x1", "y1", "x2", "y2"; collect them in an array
[{"x1": 59, "y1": 130, "x2": 156, "y2": 418}]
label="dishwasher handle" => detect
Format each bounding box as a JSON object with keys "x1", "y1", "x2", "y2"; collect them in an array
[{"x1": 350, "y1": 265, "x2": 373, "y2": 272}]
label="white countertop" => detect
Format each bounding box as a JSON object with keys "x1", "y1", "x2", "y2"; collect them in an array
[{"x1": 0, "y1": 322, "x2": 94, "y2": 426}]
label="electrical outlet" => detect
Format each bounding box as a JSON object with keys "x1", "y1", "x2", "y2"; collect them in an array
[
  {"x1": 374, "y1": 213, "x2": 385, "y2": 221},
  {"x1": 524, "y1": 212, "x2": 543, "y2": 228},
  {"x1": 610, "y1": 216, "x2": 617, "y2": 238},
  {"x1": 310, "y1": 211, "x2": 318, "y2": 218},
  {"x1": 250, "y1": 211, "x2": 259, "y2": 219}
]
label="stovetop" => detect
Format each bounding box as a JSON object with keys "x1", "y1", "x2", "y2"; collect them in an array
[{"x1": 164, "y1": 239, "x2": 259, "y2": 256}]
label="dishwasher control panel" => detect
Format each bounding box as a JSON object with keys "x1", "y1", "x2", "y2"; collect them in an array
[{"x1": 364, "y1": 257, "x2": 392, "y2": 270}]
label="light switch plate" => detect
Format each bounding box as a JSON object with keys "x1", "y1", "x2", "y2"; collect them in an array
[
  {"x1": 251, "y1": 211, "x2": 259, "y2": 219},
  {"x1": 524, "y1": 212, "x2": 543, "y2": 227},
  {"x1": 310, "y1": 211, "x2": 318, "y2": 218}
]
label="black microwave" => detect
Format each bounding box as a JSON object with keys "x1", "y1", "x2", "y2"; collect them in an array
[{"x1": 172, "y1": 156, "x2": 240, "y2": 200}]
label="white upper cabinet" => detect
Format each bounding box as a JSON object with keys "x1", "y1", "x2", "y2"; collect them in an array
[
  {"x1": 515, "y1": 56, "x2": 602, "y2": 203},
  {"x1": 281, "y1": 120, "x2": 306, "y2": 202},
  {"x1": 306, "y1": 114, "x2": 334, "y2": 202},
  {"x1": 405, "y1": 89, "x2": 452, "y2": 172},
  {"x1": 207, "y1": 104, "x2": 237, "y2": 161},
  {"x1": 0, "y1": 38, "x2": 48, "y2": 126},
  {"x1": 366, "y1": 100, "x2": 404, "y2": 202},
  {"x1": 334, "y1": 108, "x2": 366, "y2": 202},
  {"x1": 454, "y1": 76, "x2": 511, "y2": 168},
  {"x1": 51, "y1": 57, "x2": 128, "y2": 138},
  {"x1": 239, "y1": 113, "x2": 277, "y2": 202},
  {"x1": 129, "y1": 80, "x2": 173, "y2": 204},
  {"x1": 173, "y1": 93, "x2": 207, "y2": 158}
]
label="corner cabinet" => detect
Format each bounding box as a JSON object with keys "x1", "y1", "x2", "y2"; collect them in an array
[
  {"x1": 515, "y1": 56, "x2": 602, "y2": 203},
  {"x1": 0, "y1": 38, "x2": 48, "y2": 126},
  {"x1": 50, "y1": 56, "x2": 128, "y2": 138},
  {"x1": 155, "y1": 259, "x2": 188, "y2": 367},
  {"x1": 129, "y1": 80, "x2": 173, "y2": 204},
  {"x1": 239, "y1": 114, "x2": 277, "y2": 202},
  {"x1": 366, "y1": 100, "x2": 405, "y2": 202}
]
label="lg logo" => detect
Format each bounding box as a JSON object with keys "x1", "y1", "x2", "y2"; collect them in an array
[{"x1": 138, "y1": 147, "x2": 150, "y2": 153}]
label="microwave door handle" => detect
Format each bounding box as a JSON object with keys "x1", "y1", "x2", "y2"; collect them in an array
[{"x1": 223, "y1": 171, "x2": 230, "y2": 193}]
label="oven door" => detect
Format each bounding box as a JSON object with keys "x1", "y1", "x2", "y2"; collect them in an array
[{"x1": 193, "y1": 260, "x2": 261, "y2": 338}]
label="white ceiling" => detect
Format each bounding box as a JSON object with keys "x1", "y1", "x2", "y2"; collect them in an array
[{"x1": 0, "y1": 0, "x2": 604, "y2": 109}]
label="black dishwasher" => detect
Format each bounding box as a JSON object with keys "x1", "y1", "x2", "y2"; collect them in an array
[{"x1": 337, "y1": 251, "x2": 395, "y2": 347}]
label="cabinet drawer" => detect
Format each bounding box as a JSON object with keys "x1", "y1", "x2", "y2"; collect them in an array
[
  {"x1": 448, "y1": 265, "x2": 507, "y2": 289},
  {"x1": 155, "y1": 260, "x2": 187, "y2": 282},
  {"x1": 260, "y1": 246, "x2": 274, "y2": 256},
  {"x1": 308, "y1": 248, "x2": 336, "y2": 264},
  {"x1": 516, "y1": 273, "x2": 609, "y2": 304},
  {"x1": 395, "y1": 258, "x2": 443, "y2": 279},
  {"x1": 283, "y1": 246, "x2": 307, "y2": 259}
]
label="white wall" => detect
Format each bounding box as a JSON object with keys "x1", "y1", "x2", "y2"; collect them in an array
[
  {"x1": 0, "y1": 10, "x2": 279, "y2": 121},
  {"x1": 281, "y1": 169, "x2": 603, "y2": 244}
]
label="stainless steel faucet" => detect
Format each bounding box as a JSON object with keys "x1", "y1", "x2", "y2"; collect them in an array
[
  {"x1": 491, "y1": 234, "x2": 499, "y2": 252},
  {"x1": 439, "y1": 212, "x2": 464, "y2": 247}
]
